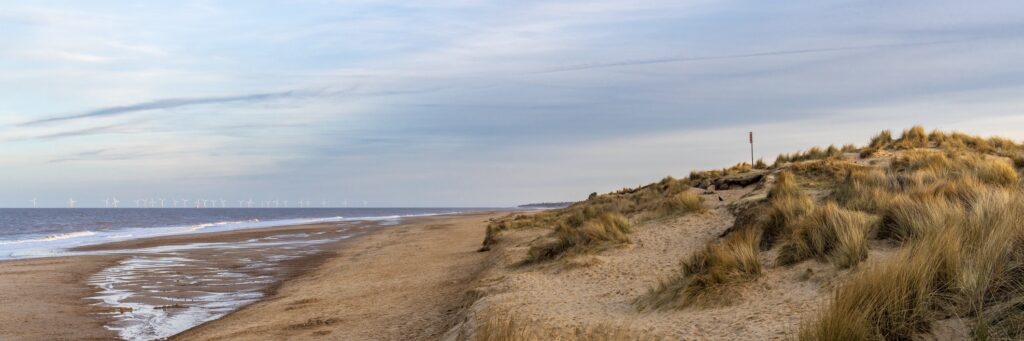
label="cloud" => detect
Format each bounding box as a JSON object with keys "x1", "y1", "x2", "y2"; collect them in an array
[
  {"x1": 529, "y1": 38, "x2": 978, "y2": 74},
  {"x1": 17, "y1": 122, "x2": 138, "y2": 141},
  {"x1": 47, "y1": 148, "x2": 176, "y2": 163},
  {"x1": 20, "y1": 88, "x2": 349, "y2": 126}
]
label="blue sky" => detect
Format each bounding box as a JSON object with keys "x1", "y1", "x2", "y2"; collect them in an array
[{"x1": 3, "y1": 0, "x2": 1024, "y2": 207}]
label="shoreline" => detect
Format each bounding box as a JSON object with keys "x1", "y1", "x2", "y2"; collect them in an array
[
  {"x1": 0, "y1": 211, "x2": 506, "y2": 340},
  {"x1": 172, "y1": 212, "x2": 504, "y2": 340}
]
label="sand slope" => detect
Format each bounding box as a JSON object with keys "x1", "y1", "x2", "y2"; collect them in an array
[
  {"x1": 173, "y1": 213, "x2": 503, "y2": 340},
  {"x1": 447, "y1": 188, "x2": 834, "y2": 340}
]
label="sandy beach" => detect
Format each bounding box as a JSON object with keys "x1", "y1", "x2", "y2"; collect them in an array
[
  {"x1": 0, "y1": 212, "x2": 504, "y2": 341},
  {"x1": 173, "y1": 212, "x2": 500, "y2": 340},
  {"x1": 0, "y1": 255, "x2": 123, "y2": 340}
]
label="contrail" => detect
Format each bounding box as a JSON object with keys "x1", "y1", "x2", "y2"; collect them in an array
[{"x1": 530, "y1": 38, "x2": 974, "y2": 74}]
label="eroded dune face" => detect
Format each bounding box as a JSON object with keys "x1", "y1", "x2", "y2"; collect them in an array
[{"x1": 457, "y1": 127, "x2": 1024, "y2": 341}]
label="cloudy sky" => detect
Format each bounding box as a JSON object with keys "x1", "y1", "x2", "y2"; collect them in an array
[{"x1": 3, "y1": 0, "x2": 1024, "y2": 207}]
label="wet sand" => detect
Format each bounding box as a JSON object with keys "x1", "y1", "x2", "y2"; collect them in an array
[
  {"x1": 172, "y1": 212, "x2": 501, "y2": 340},
  {"x1": 0, "y1": 212, "x2": 501, "y2": 340}
]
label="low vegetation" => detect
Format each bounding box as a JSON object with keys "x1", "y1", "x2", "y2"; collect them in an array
[
  {"x1": 636, "y1": 228, "x2": 761, "y2": 310},
  {"x1": 802, "y1": 188, "x2": 1024, "y2": 340},
  {"x1": 483, "y1": 175, "x2": 706, "y2": 262},
  {"x1": 776, "y1": 202, "x2": 874, "y2": 268},
  {"x1": 525, "y1": 212, "x2": 632, "y2": 263},
  {"x1": 796, "y1": 128, "x2": 1024, "y2": 340},
  {"x1": 475, "y1": 309, "x2": 650, "y2": 341},
  {"x1": 760, "y1": 172, "x2": 817, "y2": 248}
]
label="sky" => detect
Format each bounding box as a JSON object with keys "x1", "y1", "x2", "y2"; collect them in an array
[{"x1": 3, "y1": 0, "x2": 1024, "y2": 207}]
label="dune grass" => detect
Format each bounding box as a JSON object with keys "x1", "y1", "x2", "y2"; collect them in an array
[
  {"x1": 776, "y1": 202, "x2": 875, "y2": 268},
  {"x1": 759, "y1": 171, "x2": 816, "y2": 249},
  {"x1": 689, "y1": 162, "x2": 756, "y2": 183},
  {"x1": 636, "y1": 228, "x2": 762, "y2": 310},
  {"x1": 484, "y1": 174, "x2": 711, "y2": 261},
  {"x1": 791, "y1": 129, "x2": 1024, "y2": 339},
  {"x1": 802, "y1": 187, "x2": 1024, "y2": 340},
  {"x1": 475, "y1": 309, "x2": 651, "y2": 341},
  {"x1": 524, "y1": 212, "x2": 632, "y2": 263},
  {"x1": 643, "y1": 191, "x2": 705, "y2": 220}
]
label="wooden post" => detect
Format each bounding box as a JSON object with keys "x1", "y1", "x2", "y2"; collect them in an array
[{"x1": 749, "y1": 132, "x2": 754, "y2": 166}]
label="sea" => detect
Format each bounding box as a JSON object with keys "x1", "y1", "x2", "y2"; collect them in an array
[{"x1": 0, "y1": 207, "x2": 503, "y2": 259}]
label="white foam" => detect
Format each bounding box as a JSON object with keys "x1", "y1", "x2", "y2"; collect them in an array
[
  {"x1": 0, "y1": 211, "x2": 466, "y2": 260},
  {"x1": 0, "y1": 230, "x2": 97, "y2": 245}
]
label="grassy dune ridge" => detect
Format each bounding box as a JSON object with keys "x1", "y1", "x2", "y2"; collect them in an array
[{"x1": 476, "y1": 126, "x2": 1024, "y2": 340}]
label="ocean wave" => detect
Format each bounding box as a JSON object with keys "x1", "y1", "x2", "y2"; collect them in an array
[
  {"x1": 0, "y1": 230, "x2": 97, "y2": 245},
  {"x1": 189, "y1": 219, "x2": 262, "y2": 231}
]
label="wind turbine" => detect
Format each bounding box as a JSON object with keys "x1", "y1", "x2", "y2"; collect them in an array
[
  {"x1": 159, "y1": 198, "x2": 166, "y2": 208},
  {"x1": 148, "y1": 198, "x2": 156, "y2": 208},
  {"x1": 135, "y1": 199, "x2": 141, "y2": 208},
  {"x1": 362, "y1": 200, "x2": 367, "y2": 207},
  {"x1": 104, "y1": 198, "x2": 110, "y2": 208},
  {"x1": 321, "y1": 199, "x2": 327, "y2": 207},
  {"x1": 68, "y1": 198, "x2": 76, "y2": 208},
  {"x1": 343, "y1": 200, "x2": 348, "y2": 207},
  {"x1": 112, "y1": 197, "x2": 119, "y2": 208},
  {"x1": 29, "y1": 198, "x2": 37, "y2": 208},
  {"x1": 182, "y1": 199, "x2": 190, "y2": 208},
  {"x1": 247, "y1": 198, "x2": 254, "y2": 207},
  {"x1": 220, "y1": 199, "x2": 226, "y2": 208}
]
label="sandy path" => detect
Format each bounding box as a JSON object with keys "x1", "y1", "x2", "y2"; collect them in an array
[
  {"x1": 0, "y1": 255, "x2": 122, "y2": 341},
  {"x1": 173, "y1": 212, "x2": 502, "y2": 340}
]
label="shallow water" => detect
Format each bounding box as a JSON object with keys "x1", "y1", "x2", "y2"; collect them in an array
[{"x1": 86, "y1": 220, "x2": 372, "y2": 341}]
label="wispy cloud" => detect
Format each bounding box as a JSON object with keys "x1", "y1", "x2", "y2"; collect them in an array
[
  {"x1": 15, "y1": 122, "x2": 136, "y2": 141},
  {"x1": 47, "y1": 148, "x2": 175, "y2": 163},
  {"x1": 530, "y1": 38, "x2": 978, "y2": 74},
  {"x1": 20, "y1": 88, "x2": 348, "y2": 126}
]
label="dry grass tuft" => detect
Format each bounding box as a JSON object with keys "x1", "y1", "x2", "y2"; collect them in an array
[
  {"x1": 689, "y1": 162, "x2": 757, "y2": 183},
  {"x1": 893, "y1": 125, "x2": 929, "y2": 149},
  {"x1": 760, "y1": 171, "x2": 816, "y2": 249},
  {"x1": 474, "y1": 309, "x2": 652, "y2": 341},
  {"x1": 636, "y1": 228, "x2": 762, "y2": 310},
  {"x1": 869, "y1": 129, "x2": 893, "y2": 149},
  {"x1": 654, "y1": 191, "x2": 704, "y2": 216},
  {"x1": 777, "y1": 202, "x2": 875, "y2": 268},
  {"x1": 525, "y1": 213, "x2": 632, "y2": 263}
]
